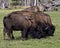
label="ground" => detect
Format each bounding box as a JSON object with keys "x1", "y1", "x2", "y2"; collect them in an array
[{"x1": 0, "y1": 9, "x2": 60, "y2": 48}]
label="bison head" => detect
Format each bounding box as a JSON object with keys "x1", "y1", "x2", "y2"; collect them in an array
[{"x1": 44, "y1": 25, "x2": 55, "y2": 36}]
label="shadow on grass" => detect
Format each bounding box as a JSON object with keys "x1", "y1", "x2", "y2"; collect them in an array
[{"x1": 3, "y1": 35, "x2": 54, "y2": 41}]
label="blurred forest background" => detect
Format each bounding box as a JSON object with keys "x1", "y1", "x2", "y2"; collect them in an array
[{"x1": 0, "y1": 0, "x2": 60, "y2": 11}]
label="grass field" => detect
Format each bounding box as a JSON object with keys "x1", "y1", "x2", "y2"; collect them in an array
[{"x1": 0, "y1": 9, "x2": 60, "y2": 48}]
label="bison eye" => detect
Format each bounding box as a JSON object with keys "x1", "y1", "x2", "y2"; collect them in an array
[{"x1": 45, "y1": 27, "x2": 48, "y2": 30}]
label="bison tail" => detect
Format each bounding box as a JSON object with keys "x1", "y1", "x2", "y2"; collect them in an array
[{"x1": 3, "y1": 16, "x2": 8, "y2": 29}]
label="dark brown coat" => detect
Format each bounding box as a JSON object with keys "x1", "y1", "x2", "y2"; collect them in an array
[{"x1": 3, "y1": 11, "x2": 37, "y2": 40}]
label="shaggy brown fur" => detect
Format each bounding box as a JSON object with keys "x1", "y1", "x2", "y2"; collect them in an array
[{"x1": 3, "y1": 9, "x2": 55, "y2": 40}]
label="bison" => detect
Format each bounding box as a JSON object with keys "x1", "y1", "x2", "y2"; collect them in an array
[
  {"x1": 3, "y1": 11, "x2": 55, "y2": 40},
  {"x1": 20, "y1": 6, "x2": 55, "y2": 37},
  {"x1": 28, "y1": 11, "x2": 55, "y2": 38},
  {"x1": 3, "y1": 14, "x2": 35, "y2": 39},
  {"x1": 3, "y1": 11, "x2": 37, "y2": 40},
  {"x1": 33, "y1": 12, "x2": 55, "y2": 37}
]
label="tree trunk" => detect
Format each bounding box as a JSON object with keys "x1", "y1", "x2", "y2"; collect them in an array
[
  {"x1": 34, "y1": 0, "x2": 37, "y2": 6},
  {"x1": 2, "y1": 3, "x2": 5, "y2": 9},
  {"x1": 26, "y1": 0, "x2": 30, "y2": 6},
  {"x1": 25, "y1": 0, "x2": 27, "y2": 6}
]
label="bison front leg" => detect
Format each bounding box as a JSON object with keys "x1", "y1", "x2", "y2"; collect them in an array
[{"x1": 21, "y1": 29, "x2": 28, "y2": 40}]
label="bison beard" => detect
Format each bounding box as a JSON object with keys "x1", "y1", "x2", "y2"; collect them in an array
[
  {"x1": 29, "y1": 23, "x2": 55, "y2": 39},
  {"x1": 3, "y1": 11, "x2": 55, "y2": 40}
]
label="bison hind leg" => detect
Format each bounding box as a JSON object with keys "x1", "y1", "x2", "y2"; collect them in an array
[
  {"x1": 3, "y1": 27, "x2": 6, "y2": 40},
  {"x1": 5, "y1": 29, "x2": 13, "y2": 40},
  {"x1": 3, "y1": 27, "x2": 11, "y2": 40}
]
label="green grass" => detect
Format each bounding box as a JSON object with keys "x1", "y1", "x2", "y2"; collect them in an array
[{"x1": 0, "y1": 10, "x2": 60, "y2": 48}]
